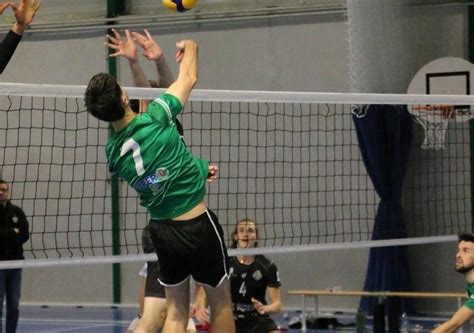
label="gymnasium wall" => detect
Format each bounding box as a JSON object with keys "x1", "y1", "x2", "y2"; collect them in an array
[{"x1": 0, "y1": 7, "x2": 468, "y2": 314}]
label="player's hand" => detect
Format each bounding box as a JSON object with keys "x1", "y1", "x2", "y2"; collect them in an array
[
  {"x1": 251, "y1": 298, "x2": 266, "y2": 315},
  {"x1": 0, "y1": 2, "x2": 12, "y2": 15},
  {"x1": 106, "y1": 29, "x2": 138, "y2": 62},
  {"x1": 175, "y1": 40, "x2": 197, "y2": 63},
  {"x1": 207, "y1": 164, "x2": 218, "y2": 183},
  {"x1": 193, "y1": 305, "x2": 210, "y2": 324},
  {"x1": 12, "y1": 0, "x2": 40, "y2": 26},
  {"x1": 10, "y1": 0, "x2": 40, "y2": 34},
  {"x1": 132, "y1": 30, "x2": 164, "y2": 61}
]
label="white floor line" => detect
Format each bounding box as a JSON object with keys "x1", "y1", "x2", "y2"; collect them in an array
[{"x1": 38, "y1": 323, "x2": 115, "y2": 333}]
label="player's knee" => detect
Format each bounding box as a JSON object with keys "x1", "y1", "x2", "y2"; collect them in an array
[
  {"x1": 166, "y1": 305, "x2": 189, "y2": 323},
  {"x1": 207, "y1": 287, "x2": 232, "y2": 309}
]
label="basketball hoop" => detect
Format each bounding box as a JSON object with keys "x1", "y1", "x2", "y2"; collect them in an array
[
  {"x1": 410, "y1": 105, "x2": 455, "y2": 150},
  {"x1": 406, "y1": 57, "x2": 474, "y2": 150}
]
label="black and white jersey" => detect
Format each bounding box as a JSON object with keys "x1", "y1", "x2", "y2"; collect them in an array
[{"x1": 229, "y1": 255, "x2": 281, "y2": 318}]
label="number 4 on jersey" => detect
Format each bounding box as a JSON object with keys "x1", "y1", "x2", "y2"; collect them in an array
[{"x1": 239, "y1": 282, "x2": 247, "y2": 297}]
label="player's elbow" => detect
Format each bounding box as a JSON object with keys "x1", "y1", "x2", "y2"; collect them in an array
[{"x1": 272, "y1": 301, "x2": 282, "y2": 314}]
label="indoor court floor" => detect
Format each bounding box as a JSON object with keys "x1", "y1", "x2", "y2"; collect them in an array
[{"x1": 3, "y1": 305, "x2": 461, "y2": 333}]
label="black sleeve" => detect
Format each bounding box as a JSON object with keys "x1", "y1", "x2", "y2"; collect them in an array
[
  {"x1": 267, "y1": 262, "x2": 282, "y2": 288},
  {"x1": 0, "y1": 30, "x2": 23, "y2": 74},
  {"x1": 13, "y1": 206, "x2": 29, "y2": 244}
]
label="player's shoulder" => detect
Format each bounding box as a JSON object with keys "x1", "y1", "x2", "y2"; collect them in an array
[
  {"x1": 149, "y1": 93, "x2": 181, "y2": 110},
  {"x1": 229, "y1": 256, "x2": 240, "y2": 266},
  {"x1": 6, "y1": 201, "x2": 23, "y2": 213},
  {"x1": 255, "y1": 255, "x2": 276, "y2": 269}
]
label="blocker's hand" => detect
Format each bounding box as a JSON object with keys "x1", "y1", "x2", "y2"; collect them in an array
[
  {"x1": 132, "y1": 29, "x2": 164, "y2": 61},
  {"x1": 207, "y1": 165, "x2": 218, "y2": 183},
  {"x1": 0, "y1": 2, "x2": 11, "y2": 14},
  {"x1": 12, "y1": 0, "x2": 40, "y2": 28},
  {"x1": 106, "y1": 29, "x2": 138, "y2": 62}
]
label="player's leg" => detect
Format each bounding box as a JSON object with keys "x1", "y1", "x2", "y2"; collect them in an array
[
  {"x1": 162, "y1": 280, "x2": 191, "y2": 333},
  {"x1": 0, "y1": 269, "x2": 5, "y2": 332},
  {"x1": 147, "y1": 219, "x2": 193, "y2": 333},
  {"x1": 135, "y1": 296, "x2": 167, "y2": 333},
  {"x1": 251, "y1": 315, "x2": 280, "y2": 333},
  {"x1": 134, "y1": 260, "x2": 168, "y2": 333},
  {"x1": 192, "y1": 209, "x2": 234, "y2": 332},
  {"x1": 201, "y1": 279, "x2": 235, "y2": 333},
  {"x1": 5, "y1": 269, "x2": 21, "y2": 333},
  {"x1": 186, "y1": 316, "x2": 196, "y2": 333},
  {"x1": 126, "y1": 264, "x2": 148, "y2": 333}
]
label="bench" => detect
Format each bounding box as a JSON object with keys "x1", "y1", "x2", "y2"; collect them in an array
[{"x1": 287, "y1": 289, "x2": 466, "y2": 331}]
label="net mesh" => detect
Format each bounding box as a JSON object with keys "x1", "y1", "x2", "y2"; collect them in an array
[{"x1": 0, "y1": 84, "x2": 472, "y2": 267}]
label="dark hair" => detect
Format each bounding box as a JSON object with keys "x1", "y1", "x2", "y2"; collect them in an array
[
  {"x1": 0, "y1": 179, "x2": 8, "y2": 190},
  {"x1": 230, "y1": 218, "x2": 259, "y2": 249},
  {"x1": 84, "y1": 73, "x2": 125, "y2": 122},
  {"x1": 130, "y1": 99, "x2": 140, "y2": 114},
  {"x1": 458, "y1": 233, "x2": 474, "y2": 243}
]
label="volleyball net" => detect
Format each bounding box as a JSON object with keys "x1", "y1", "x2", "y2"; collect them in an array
[{"x1": 0, "y1": 83, "x2": 472, "y2": 268}]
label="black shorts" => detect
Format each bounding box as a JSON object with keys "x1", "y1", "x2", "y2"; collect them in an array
[
  {"x1": 235, "y1": 314, "x2": 279, "y2": 333},
  {"x1": 144, "y1": 261, "x2": 166, "y2": 298},
  {"x1": 148, "y1": 209, "x2": 229, "y2": 287}
]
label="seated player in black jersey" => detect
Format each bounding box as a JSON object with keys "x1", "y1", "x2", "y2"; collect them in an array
[
  {"x1": 229, "y1": 218, "x2": 282, "y2": 333},
  {"x1": 0, "y1": 0, "x2": 40, "y2": 74},
  {"x1": 193, "y1": 218, "x2": 283, "y2": 333}
]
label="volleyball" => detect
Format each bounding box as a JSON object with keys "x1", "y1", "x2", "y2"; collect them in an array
[{"x1": 162, "y1": 0, "x2": 197, "y2": 13}]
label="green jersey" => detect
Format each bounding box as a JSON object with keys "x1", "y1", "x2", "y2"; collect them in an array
[
  {"x1": 106, "y1": 93, "x2": 209, "y2": 220},
  {"x1": 464, "y1": 283, "x2": 474, "y2": 310}
]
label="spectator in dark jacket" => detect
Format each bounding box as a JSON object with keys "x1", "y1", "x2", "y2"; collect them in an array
[{"x1": 0, "y1": 179, "x2": 29, "y2": 333}]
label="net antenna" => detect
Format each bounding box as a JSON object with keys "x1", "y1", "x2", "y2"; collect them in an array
[{"x1": 407, "y1": 57, "x2": 474, "y2": 150}]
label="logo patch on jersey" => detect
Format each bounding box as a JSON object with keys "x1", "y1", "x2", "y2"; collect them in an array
[
  {"x1": 12, "y1": 216, "x2": 18, "y2": 224},
  {"x1": 156, "y1": 167, "x2": 169, "y2": 181},
  {"x1": 133, "y1": 167, "x2": 170, "y2": 195},
  {"x1": 252, "y1": 270, "x2": 263, "y2": 281},
  {"x1": 150, "y1": 182, "x2": 163, "y2": 196}
]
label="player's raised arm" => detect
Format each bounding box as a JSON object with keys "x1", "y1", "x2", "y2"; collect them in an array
[
  {"x1": 132, "y1": 29, "x2": 174, "y2": 88},
  {"x1": 0, "y1": 0, "x2": 40, "y2": 74},
  {"x1": 10, "y1": 0, "x2": 40, "y2": 35},
  {"x1": 106, "y1": 29, "x2": 150, "y2": 89},
  {"x1": 166, "y1": 39, "x2": 198, "y2": 105}
]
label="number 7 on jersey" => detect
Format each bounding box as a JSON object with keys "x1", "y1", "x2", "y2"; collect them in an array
[{"x1": 121, "y1": 138, "x2": 145, "y2": 176}]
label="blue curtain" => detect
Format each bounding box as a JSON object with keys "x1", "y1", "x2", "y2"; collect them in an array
[{"x1": 352, "y1": 105, "x2": 414, "y2": 314}]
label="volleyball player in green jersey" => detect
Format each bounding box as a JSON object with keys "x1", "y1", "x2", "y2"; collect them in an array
[
  {"x1": 84, "y1": 39, "x2": 235, "y2": 333},
  {"x1": 432, "y1": 233, "x2": 474, "y2": 333}
]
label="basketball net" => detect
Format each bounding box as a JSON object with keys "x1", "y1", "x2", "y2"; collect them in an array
[{"x1": 411, "y1": 105, "x2": 454, "y2": 150}]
